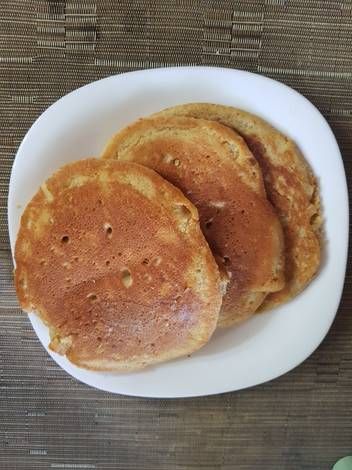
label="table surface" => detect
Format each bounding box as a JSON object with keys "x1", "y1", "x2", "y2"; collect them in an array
[{"x1": 1, "y1": 1, "x2": 351, "y2": 469}]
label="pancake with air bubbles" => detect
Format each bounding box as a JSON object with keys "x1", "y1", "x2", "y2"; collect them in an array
[
  {"x1": 14, "y1": 159, "x2": 222, "y2": 371},
  {"x1": 152, "y1": 104, "x2": 322, "y2": 309},
  {"x1": 101, "y1": 116, "x2": 284, "y2": 326}
]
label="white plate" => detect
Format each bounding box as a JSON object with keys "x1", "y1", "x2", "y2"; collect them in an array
[{"x1": 8, "y1": 67, "x2": 348, "y2": 398}]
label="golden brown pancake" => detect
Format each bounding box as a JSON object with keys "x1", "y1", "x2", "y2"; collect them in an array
[
  {"x1": 14, "y1": 158, "x2": 222, "y2": 371},
  {"x1": 153, "y1": 104, "x2": 321, "y2": 309},
  {"x1": 101, "y1": 117, "x2": 284, "y2": 326}
]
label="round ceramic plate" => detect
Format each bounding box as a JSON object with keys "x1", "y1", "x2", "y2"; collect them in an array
[{"x1": 8, "y1": 67, "x2": 348, "y2": 398}]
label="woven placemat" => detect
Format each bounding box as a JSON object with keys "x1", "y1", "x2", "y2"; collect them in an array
[{"x1": 1, "y1": 1, "x2": 352, "y2": 469}]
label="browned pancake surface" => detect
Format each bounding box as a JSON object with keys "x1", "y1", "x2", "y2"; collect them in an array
[
  {"x1": 101, "y1": 117, "x2": 284, "y2": 326},
  {"x1": 153, "y1": 104, "x2": 321, "y2": 309},
  {"x1": 15, "y1": 159, "x2": 221, "y2": 370}
]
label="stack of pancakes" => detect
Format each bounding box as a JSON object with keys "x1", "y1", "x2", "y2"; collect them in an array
[{"x1": 15, "y1": 103, "x2": 321, "y2": 371}]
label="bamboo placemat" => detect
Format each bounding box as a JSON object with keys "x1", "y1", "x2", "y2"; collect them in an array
[{"x1": 1, "y1": 1, "x2": 352, "y2": 469}]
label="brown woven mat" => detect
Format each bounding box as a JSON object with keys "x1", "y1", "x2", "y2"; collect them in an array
[{"x1": 1, "y1": 1, "x2": 352, "y2": 469}]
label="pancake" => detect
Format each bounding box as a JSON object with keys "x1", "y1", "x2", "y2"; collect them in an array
[
  {"x1": 14, "y1": 158, "x2": 222, "y2": 371},
  {"x1": 153, "y1": 104, "x2": 322, "y2": 309},
  {"x1": 101, "y1": 116, "x2": 284, "y2": 326}
]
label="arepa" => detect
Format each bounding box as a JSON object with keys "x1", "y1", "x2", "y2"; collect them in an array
[
  {"x1": 101, "y1": 116, "x2": 284, "y2": 326},
  {"x1": 14, "y1": 159, "x2": 222, "y2": 371}
]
